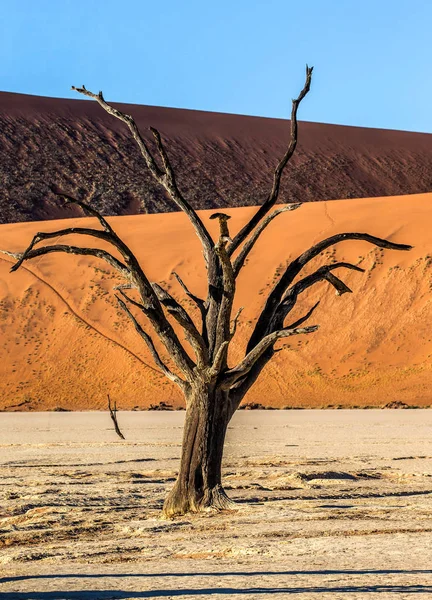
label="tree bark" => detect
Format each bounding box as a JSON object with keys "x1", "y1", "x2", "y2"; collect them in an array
[{"x1": 163, "y1": 380, "x2": 235, "y2": 517}]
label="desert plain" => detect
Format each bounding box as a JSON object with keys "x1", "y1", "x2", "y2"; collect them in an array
[{"x1": 1, "y1": 409, "x2": 431, "y2": 599}]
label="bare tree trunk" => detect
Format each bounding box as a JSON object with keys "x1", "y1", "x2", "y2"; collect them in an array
[{"x1": 163, "y1": 380, "x2": 234, "y2": 517}]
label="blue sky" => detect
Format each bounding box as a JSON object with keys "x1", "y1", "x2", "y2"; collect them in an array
[{"x1": 1, "y1": 0, "x2": 431, "y2": 132}]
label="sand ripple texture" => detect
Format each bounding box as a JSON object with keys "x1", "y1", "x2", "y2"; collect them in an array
[{"x1": 1, "y1": 410, "x2": 431, "y2": 599}]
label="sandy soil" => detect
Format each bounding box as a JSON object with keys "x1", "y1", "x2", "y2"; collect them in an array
[
  {"x1": 2, "y1": 90, "x2": 432, "y2": 223},
  {"x1": 0, "y1": 411, "x2": 431, "y2": 599},
  {"x1": 1, "y1": 194, "x2": 432, "y2": 410}
]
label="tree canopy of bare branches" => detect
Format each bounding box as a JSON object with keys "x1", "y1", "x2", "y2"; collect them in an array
[{"x1": 6, "y1": 67, "x2": 412, "y2": 516}]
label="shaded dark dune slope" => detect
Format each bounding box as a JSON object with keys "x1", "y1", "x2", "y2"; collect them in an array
[{"x1": 1, "y1": 91, "x2": 431, "y2": 223}]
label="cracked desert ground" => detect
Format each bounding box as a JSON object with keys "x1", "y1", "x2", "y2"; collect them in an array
[{"x1": 1, "y1": 410, "x2": 431, "y2": 599}]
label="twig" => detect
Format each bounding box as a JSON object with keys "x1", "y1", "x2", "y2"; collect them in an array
[{"x1": 108, "y1": 394, "x2": 125, "y2": 440}]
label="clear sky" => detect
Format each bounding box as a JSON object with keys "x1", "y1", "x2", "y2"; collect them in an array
[{"x1": 2, "y1": 0, "x2": 431, "y2": 132}]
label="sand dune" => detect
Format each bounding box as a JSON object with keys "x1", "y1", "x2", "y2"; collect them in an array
[
  {"x1": 1, "y1": 193, "x2": 431, "y2": 410},
  {"x1": 1, "y1": 90, "x2": 432, "y2": 223}
]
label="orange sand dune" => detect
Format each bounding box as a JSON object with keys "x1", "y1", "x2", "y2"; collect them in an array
[{"x1": 1, "y1": 193, "x2": 431, "y2": 410}]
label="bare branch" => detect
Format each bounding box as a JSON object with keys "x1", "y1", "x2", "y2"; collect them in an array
[
  {"x1": 149, "y1": 127, "x2": 177, "y2": 184},
  {"x1": 285, "y1": 301, "x2": 320, "y2": 329},
  {"x1": 324, "y1": 272, "x2": 353, "y2": 295},
  {"x1": 151, "y1": 283, "x2": 195, "y2": 327},
  {"x1": 228, "y1": 348, "x2": 275, "y2": 414},
  {"x1": 117, "y1": 288, "x2": 145, "y2": 311},
  {"x1": 151, "y1": 283, "x2": 209, "y2": 365},
  {"x1": 172, "y1": 272, "x2": 205, "y2": 311},
  {"x1": 285, "y1": 234, "x2": 411, "y2": 291},
  {"x1": 51, "y1": 184, "x2": 114, "y2": 233},
  {"x1": 107, "y1": 394, "x2": 125, "y2": 440},
  {"x1": 116, "y1": 295, "x2": 185, "y2": 388},
  {"x1": 273, "y1": 262, "x2": 363, "y2": 330},
  {"x1": 210, "y1": 341, "x2": 230, "y2": 379},
  {"x1": 113, "y1": 283, "x2": 136, "y2": 291},
  {"x1": 9, "y1": 244, "x2": 130, "y2": 278},
  {"x1": 228, "y1": 66, "x2": 313, "y2": 255},
  {"x1": 250, "y1": 233, "x2": 412, "y2": 352},
  {"x1": 290, "y1": 261, "x2": 363, "y2": 295},
  {"x1": 230, "y1": 235, "x2": 408, "y2": 408},
  {"x1": 0, "y1": 250, "x2": 21, "y2": 260},
  {"x1": 71, "y1": 86, "x2": 164, "y2": 178},
  {"x1": 222, "y1": 325, "x2": 318, "y2": 388},
  {"x1": 49, "y1": 190, "x2": 158, "y2": 294},
  {"x1": 8, "y1": 192, "x2": 196, "y2": 380},
  {"x1": 117, "y1": 288, "x2": 195, "y2": 379},
  {"x1": 172, "y1": 271, "x2": 207, "y2": 342},
  {"x1": 232, "y1": 204, "x2": 301, "y2": 276},
  {"x1": 12, "y1": 190, "x2": 166, "y2": 313},
  {"x1": 230, "y1": 306, "x2": 244, "y2": 338},
  {"x1": 230, "y1": 303, "x2": 320, "y2": 409},
  {"x1": 71, "y1": 86, "x2": 215, "y2": 268},
  {"x1": 213, "y1": 242, "x2": 235, "y2": 358},
  {"x1": 71, "y1": 86, "x2": 222, "y2": 362},
  {"x1": 8, "y1": 226, "x2": 127, "y2": 272}
]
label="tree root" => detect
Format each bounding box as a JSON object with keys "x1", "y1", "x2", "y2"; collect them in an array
[
  {"x1": 200, "y1": 484, "x2": 238, "y2": 512},
  {"x1": 162, "y1": 483, "x2": 238, "y2": 518}
]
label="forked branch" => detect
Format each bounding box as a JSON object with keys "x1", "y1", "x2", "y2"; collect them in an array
[
  {"x1": 222, "y1": 324, "x2": 318, "y2": 388},
  {"x1": 116, "y1": 288, "x2": 146, "y2": 313},
  {"x1": 250, "y1": 233, "x2": 412, "y2": 350},
  {"x1": 10, "y1": 227, "x2": 129, "y2": 275},
  {"x1": 10, "y1": 244, "x2": 130, "y2": 278},
  {"x1": 228, "y1": 65, "x2": 313, "y2": 255},
  {"x1": 7, "y1": 191, "x2": 197, "y2": 379},
  {"x1": 151, "y1": 283, "x2": 209, "y2": 365},
  {"x1": 26, "y1": 188, "x2": 164, "y2": 306},
  {"x1": 232, "y1": 204, "x2": 301, "y2": 277},
  {"x1": 281, "y1": 234, "x2": 412, "y2": 294},
  {"x1": 282, "y1": 261, "x2": 364, "y2": 300},
  {"x1": 116, "y1": 295, "x2": 185, "y2": 388}
]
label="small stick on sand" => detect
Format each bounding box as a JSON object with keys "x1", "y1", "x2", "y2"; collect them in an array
[{"x1": 107, "y1": 394, "x2": 125, "y2": 440}]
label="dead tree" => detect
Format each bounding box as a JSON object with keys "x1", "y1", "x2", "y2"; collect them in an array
[{"x1": 7, "y1": 67, "x2": 412, "y2": 517}]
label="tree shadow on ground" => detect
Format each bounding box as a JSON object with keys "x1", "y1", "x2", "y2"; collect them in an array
[
  {"x1": 1, "y1": 584, "x2": 432, "y2": 598},
  {"x1": 1, "y1": 571, "x2": 431, "y2": 598},
  {"x1": 2, "y1": 569, "x2": 431, "y2": 584}
]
